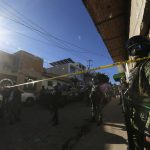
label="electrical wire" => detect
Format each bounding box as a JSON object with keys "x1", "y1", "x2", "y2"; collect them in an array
[
  {"x1": 0, "y1": 4, "x2": 88, "y2": 56},
  {"x1": 0, "y1": 0, "x2": 111, "y2": 62},
  {"x1": 0, "y1": 12, "x2": 100, "y2": 57},
  {"x1": 1, "y1": 0, "x2": 110, "y2": 59},
  {"x1": 1, "y1": 0, "x2": 98, "y2": 54}
]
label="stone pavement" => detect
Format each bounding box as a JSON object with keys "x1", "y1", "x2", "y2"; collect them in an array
[{"x1": 0, "y1": 98, "x2": 128, "y2": 150}]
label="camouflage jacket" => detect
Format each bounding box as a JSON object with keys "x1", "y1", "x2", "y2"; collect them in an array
[
  {"x1": 128, "y1": 60, "x2": 150, "y2": 101},
  {"x1": 128, "y1": 59, "x2": 150, "y2": 134}
]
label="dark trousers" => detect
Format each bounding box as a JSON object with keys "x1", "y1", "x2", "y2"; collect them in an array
[
  {"x1": 52, "y1": 107, "x2": 58, "y2": 124},
  {"x1": 90, "y1": 98, "x2": 103, "y2": 123}
]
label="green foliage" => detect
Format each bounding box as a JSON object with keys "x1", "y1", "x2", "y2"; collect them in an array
[
  {"x1": 84, "y1": 72, "x2": 94, "y2": 80},
  {"x1": 95, "y1": 72, "x2": 109, "y2": 83}
]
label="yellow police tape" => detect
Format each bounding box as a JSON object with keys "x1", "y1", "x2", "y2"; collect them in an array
[{"x1": 7, "y1": 56, "x2": 150, "y2": 88}]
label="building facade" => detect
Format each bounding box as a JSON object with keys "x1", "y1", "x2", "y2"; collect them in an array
[
  {"x1": 0, "y1": 50, "x2": 43, "y2": 92},
  {"x1": 15, "y1": 51, "x2": 43, "y2": 91},
  {"x1": 42, "y1": 71, "x2": 70, "y2": 90},
  {"x1": 0, "y1": 51, "x2": 18, "y2": 83},
  {"x1": 48, "y1": 58, "x2": 86, "y2": 81},
  {"x1": 0, "y1": 51, "x2": 87, "y2": 91}
]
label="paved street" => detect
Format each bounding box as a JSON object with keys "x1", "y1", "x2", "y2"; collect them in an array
[
  {"x1": 0, "y1": 98, "x2": 127, "y2": 150},
  {"x1": 73, "y1": 98, "x2": 128, "y2": 150}
]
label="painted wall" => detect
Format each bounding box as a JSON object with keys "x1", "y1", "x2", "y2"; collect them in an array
[
  {"x1": 129, "y1": 0, "x2": 146, "y2": 37},
  {"x1": 15, "y1": 51, "x2": 43, "y2": 91}
]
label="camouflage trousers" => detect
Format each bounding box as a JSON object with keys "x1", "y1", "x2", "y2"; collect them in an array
[
  {"x1": 90, "y1": 100, "x2": 103, "y2": 124},
  {"x1": 2, "y1": 101, "x2": 21, "y2": 124}
]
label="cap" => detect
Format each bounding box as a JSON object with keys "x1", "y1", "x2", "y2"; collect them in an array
[{"x1": 126, "y1": 35, "x2": 150, "y2": 56}]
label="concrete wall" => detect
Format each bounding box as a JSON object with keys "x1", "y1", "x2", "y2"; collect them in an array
[
  {"x1": 126, "y1": 0, "x2": 147, "y2": 72},
  {"x1": 48, "y1": 63, "x2": 85, "y2": 81},
  {"x1": 15, "y1": 51, "x2": 43, "y2": 91},
  {"x1": 129, "y1": 0, "x2": 146, "y2": 37},
  {"x1": 48, "y1": 64, "x2": 69, "y2": 75},
  {"x1": 0, "y1": 51, "x2": 18, "y2": 76}
]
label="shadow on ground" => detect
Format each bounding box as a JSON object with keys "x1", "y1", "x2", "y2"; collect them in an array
[{"x1": 0, "y1": 98, "x2": 127, "y2": 150}]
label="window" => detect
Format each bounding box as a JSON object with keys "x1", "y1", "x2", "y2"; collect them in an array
[{"x1": 70, "y1": 65, "x2": 76, "y2": 73}]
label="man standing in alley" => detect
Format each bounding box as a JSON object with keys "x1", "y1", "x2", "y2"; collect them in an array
[
  {"x1": 12, "y1": 86, "x2": 22, "y2": 122},
  {"x1": 1, "y1": 86, "x2": 22, "y2": 125},
  {"x1": 89, "y1": 73, "x2": 109, "y2": 125},
  {"x1": 125, "y1": 35, "x2": 150, "y2": 149},
  {"x1": 39, "y1": 85, "x2": 46, "y2": 107},
  {"x1": 99, "y1": 81, "x2": 112, "y2": 103},
  {"x1": 51, "y1": 83, "x2": 62, "y2": 126}
]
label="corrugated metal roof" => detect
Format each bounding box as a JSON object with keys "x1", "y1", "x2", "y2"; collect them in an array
[{"x1": 83, "y1": 0, "x2": 131, "y2": 62}]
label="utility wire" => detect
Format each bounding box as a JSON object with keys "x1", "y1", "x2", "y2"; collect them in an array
[
  {"x1": 0, "y1": 15, "x2": 76, "y2": 51},
  {"x1": 1, "y1": 0, "x2": 109, "y2": 58},
  {"x1": 0, "y1": 14, "x2": 100, "y2": 61},
  {"x1": 0, "y1": 25, "x2": 90, "y2": 63},
  {"x1": 0, "y1": 0, "x2": 110, "y2": 62},
  {"x1": 1, "y1": 0, "x2": 96, "y2": 54},
  {"x1": 0, "y1": 10, "x2": 97, "y2": 55},
  {"x1": 0, "y1": 3, "x2": 88, "y2": 55}
]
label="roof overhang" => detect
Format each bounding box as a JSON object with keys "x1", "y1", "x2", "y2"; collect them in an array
[
  {"x1": 83, "y1": 0, "x2": 131, "y2": 62},
  {"x1": 50, "y1": 58, "x2": 75, "y2": 66}
]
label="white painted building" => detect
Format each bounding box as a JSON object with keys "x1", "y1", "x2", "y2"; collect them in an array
[{"x1": 47, "y1": 58, "x2": 86, "y2": 81}]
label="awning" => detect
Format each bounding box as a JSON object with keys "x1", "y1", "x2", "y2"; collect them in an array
[
  {"x1": 83, "y1": 0, "x2": 131, "y2": 62},
  {"x1": 113, "y1": 72, "x2": 125, "y2": 82}
]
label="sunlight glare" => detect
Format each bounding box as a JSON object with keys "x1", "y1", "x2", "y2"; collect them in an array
[{"x1": 0, "y1": 27, "x2": 11, "y2": 42}]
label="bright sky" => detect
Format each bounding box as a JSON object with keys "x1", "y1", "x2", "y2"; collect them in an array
[{"x1": 0, "y1": 0, "x2": 119, "y2": 83}]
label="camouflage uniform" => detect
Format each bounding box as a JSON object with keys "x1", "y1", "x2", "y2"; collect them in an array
[
  {"x1": 1, "y1": 88, "x2": 11, "y2": 123},
  {"x1": 126, "y1": 60, "x2": 150, "y2": 149},
  {"x1": 124, "y1": 35, "x2": 150, "y2": 149},
  {"x1": 8, "y1": 88, "x2": 22, "y2": 124},
  {"x1": 127, "y1": 59, "x2": 150, "y2": 149},
  {"x1": 89, "y1": 83, "x2": 104, "y2": 125},
  {"x1": 51, "y1": 84, "x2": 62, "y2": 126}
]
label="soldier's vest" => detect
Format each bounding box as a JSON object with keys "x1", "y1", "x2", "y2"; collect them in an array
[
  {"x1": 128, "y1": 60, "x2": 150, "y2": 101},
  {"x1": 128, "y1": 60, "x2": 150, "y2": 133}
]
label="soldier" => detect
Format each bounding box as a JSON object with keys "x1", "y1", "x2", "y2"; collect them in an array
[
  {"x1": 51, "y1": 83, "x2": 62, "y2": 126},
  {"x1": 89, "y1": 74, "x2": 109, "y2": 125},
  {"x1": 1, "y1": 86, "x2": 21, "y2": 124},
  {"x1": 11, "y1": 87, "x2": 22, "y2": 122},
  {"x1": 89, "y1": 78, "x2": 101, "y2": 125},
  {"x1": 120, "y1": 77, "x2": 128, "y2": 112},
  {"x1": 39, "y1": 86, "x2": 46, "y2": 107},
  {"x1": 125, "y1": 35, "x2": 150, "y2": 149},
  {"x1": 1, "y1": 87, "x2": 11, "y2": 122}
]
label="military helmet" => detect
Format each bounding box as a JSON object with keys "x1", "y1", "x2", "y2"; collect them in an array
[{"x1": 126, "y1": 35, "x2": 150, "y2": 56}]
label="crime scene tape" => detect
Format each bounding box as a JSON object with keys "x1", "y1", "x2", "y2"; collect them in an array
[{"x1": 7, "y1": 56, "x2": 150, "y2": 88}]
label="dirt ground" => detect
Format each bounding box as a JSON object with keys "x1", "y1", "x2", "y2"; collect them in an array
[{"x1": 0, "y1": 98, "x2": 127, "y2": 150}]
